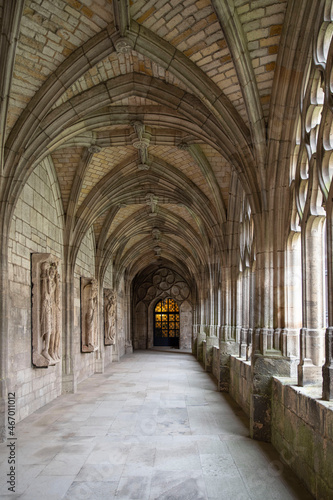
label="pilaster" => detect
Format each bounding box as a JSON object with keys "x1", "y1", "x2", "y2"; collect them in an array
[
  {"x1": 62, "y1": 371, "x2": 77, "y2": 394},
  {"x1": 125, "y1": 341, "x2": 133, "y2": 354},
  {"x1": 204, "y1": 335, "x2": 219, "y2": 372},
  {"x1": 250, "y1": 348, "x2": 298, "y2": 442},
  {"x1": 298, "y1": 327, "x2": 325, "y2": 386}
]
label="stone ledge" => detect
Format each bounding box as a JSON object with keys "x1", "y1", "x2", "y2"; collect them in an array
[{"x1": 272, "y1": 376, "x2": 333, "y2": 499}]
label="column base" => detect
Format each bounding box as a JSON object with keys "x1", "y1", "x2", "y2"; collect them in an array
[
  {"x1": 197, "y1": 330, "x2": 206, "y2": 362},
  {"x1": 298, "y1": 362, "x2": 322, "y2": 386},
  {"x1": 62, "y1": 373, "x2": 77, "y2": 394},
  {"x1": 95, "y1": 357, "x2": 104, "y2": 374},
  {"x1": 205, "y1": 336, "x2": 219, "y2": 372},
  {"x1": 125, "y1": 342, "x2": 133, "y2": 354}
]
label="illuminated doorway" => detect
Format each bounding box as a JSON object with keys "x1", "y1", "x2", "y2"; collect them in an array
[{"x1": 153, "y1": 298, "x2": 180, "y2": 348}]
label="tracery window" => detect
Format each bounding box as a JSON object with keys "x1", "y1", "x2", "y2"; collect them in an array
[{"x1": 289, "y1": 0, "x2": 333, "y2": 389}]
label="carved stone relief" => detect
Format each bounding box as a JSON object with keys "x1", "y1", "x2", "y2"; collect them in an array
[
  {"x1": 32, "y1": 253, "x2": 61, "y2": 367},
  {"x1": 81, "y1": 277, "x2": 98, "y2": 352},
  {"x1": 104, "y1": 288, "x2": 116, "y2": 345}
]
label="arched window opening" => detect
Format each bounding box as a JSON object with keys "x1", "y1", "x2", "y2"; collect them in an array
[{"x1": 154, "y1": 298, "x2": 180, "y2": 348}]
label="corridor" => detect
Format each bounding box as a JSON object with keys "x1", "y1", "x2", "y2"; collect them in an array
[{"x1": 0, "y1": 351, "x2": 312, "y2": 500}]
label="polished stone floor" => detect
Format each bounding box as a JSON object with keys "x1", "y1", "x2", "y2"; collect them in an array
[{"x1": 0, "y1": 351, "x2": 313, "y2": 499}]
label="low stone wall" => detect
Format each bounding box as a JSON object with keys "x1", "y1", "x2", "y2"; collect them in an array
[
  {"x1": 272, "y1": 377, "x2": 333, "y2": 499},
  {"x1": 202, "y1": 340, "x2": 207, "y2": 369},
  {"x1": 212, "y1": 346, "x2": 220, "y2": 385},
  {"x1": 229, "y1": 356, "x2": 251, "y2": 417}
]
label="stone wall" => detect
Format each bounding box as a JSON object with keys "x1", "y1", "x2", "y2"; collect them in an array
[
  {"x1": 212, "y1": 346, "x2": 220, "y2": 383},
  {"x1": 7, "y1": 160, "x2": 64, "y2": 422},
  {"x1": 229, "y1": 356, "x2": 251, "y2": 417},
  {"x1": 272, "y1": 378, "x2": 333, "y2": 499},
  {"x1": 74, "y1": 227, "x2": 96, "y2": 383}
]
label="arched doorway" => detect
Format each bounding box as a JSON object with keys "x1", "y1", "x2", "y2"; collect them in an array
[{"x1": 154, "y1": 298, "x2": 180, "y2": 348}]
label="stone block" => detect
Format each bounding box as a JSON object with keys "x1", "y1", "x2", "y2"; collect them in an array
[
  {"x1": 251, "y1": 393, "x2": 271, "y2": 442},
  {"x1": 293, "y1": 458, "x2": 316, "y2": 496},
  {"x1": 272, "y1": 401, "x2": 284, "y2": 436},
  {"x1": 325, "y1": 406, "x2": 333, "y2": 440},
  {"x1": 283, "y1": 384, "x2": 297, "y2": 413},
  {"x1": 296, "y1": 421, "x2": 314, "y2": 467},
  {"x1": 316, "y1": 476, "x2": 333, "y2": 500},
  {"x1": 283, "y1": 407, "x2": 297, "y2": 444}
]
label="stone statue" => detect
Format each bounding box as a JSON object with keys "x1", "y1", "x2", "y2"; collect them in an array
[
  {"x1": 40, "y1": 261, "x2": 53, "y2": 362},
  {"x1": 104, "y1": 289, "x2": 116, "y2": 345},
  {"x1": 81, "y1": 277, "x2": 98, "y2": 352},
  {"x1": 52, "y1": 270, "x2": 61, "y2": 361},
  {"x1": 32, "y1": 254, "x2": 61, "y2": 367},
  {"x1": 146, "y1": 193, "x2": 158, "y2": 216}
]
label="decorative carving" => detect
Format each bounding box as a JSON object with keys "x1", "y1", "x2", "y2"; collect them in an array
[
  {"x1": 137, "y1": 163, "x2": 150, "y2": 170},
  {"x1": 154, "y1": 246, "x2": 162, "y2": 257},
  {"x1": 115, "y1": 37, "x2": 133, "y2": 54},
  {"x1": 32, "y1": 254, "x2": 61, "y2": 367},
  {"x1": 104, "y1": 289, "x2": 116, "y2": 345},
  {"x1": 81, "y1": 277, "x2": 98, "y2": 353},
  {"x1": 88, "y1": 145, "x2": 101, "y2": 154},
  {"x1": 131, "y1": 121, "x2": 151, "y2": 170},
  {"x1": 146, "y1": 193, "x2": 158, "y2": 216},
  {"x1": 136, "y1": 267, "x2": 191, "y2": 304},
  {"x1": 152, "y1": 228, "x2": 160, "y2": 241},
  {"x1": 132, "y1": 121, "x2": 145, "y2": 143},
  {"x1": 177, "y1": 142, "x2": 189, "y2": 151}
]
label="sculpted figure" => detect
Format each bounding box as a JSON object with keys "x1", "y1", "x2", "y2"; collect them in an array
[
  {"x1": 32, "y1": 254, "x2": 61, "y2": 367},
  {"x1": 40, "y1": 262, "x2": 53, "y2": 362},
  {"x1": 40, "y1": 261, "x2": 60, "y2": 363},
  {"x1": 105, "y1": 290, "x2": 116, "y2": 345},
  {"x1": 84, "y1": 279, "x2": 98, "y2": 349},
  {"x1": 51, "y1": 269, "x2": 61, "y2": 360},
  {"x1": 47, "y1": 263, "x2": 57, "y2": 361}
]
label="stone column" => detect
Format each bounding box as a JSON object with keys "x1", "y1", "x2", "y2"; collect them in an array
[
  {"x1": 250, "y1": 225, "x2": 295, "y2": 441},
  {"x1": 240, "y1": 268, "x2": 249, "y2": 357},
  {"x1": 125, "y1": 288, "x2": 133, "y2": 354},
  {"x1": 62, "y1": 268, "x2": 77, "y2": 393},
  {"x1": 95, "y1": 281, "x2": 105, "y2": 374},
  {"x1": 298, "y1": 216, "x2": 325, "y2": 386},
  {"x1": 219, "y1": 266, "x2": 239, "y2": 391},
  {"x1": 0, "y1": 244, "x2": 9, "y2": 442},
  {"x1": 323, "y1": 205, "x2": 333, "y2": 399}
]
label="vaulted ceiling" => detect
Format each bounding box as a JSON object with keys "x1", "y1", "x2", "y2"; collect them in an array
[{"x1": 3, "y1": 0, "x2": 303, "y2": 282}]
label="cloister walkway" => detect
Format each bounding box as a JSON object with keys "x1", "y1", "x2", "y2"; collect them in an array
[{"x1": 0, "y1": 351, "x2": 313, "y2": 499}]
